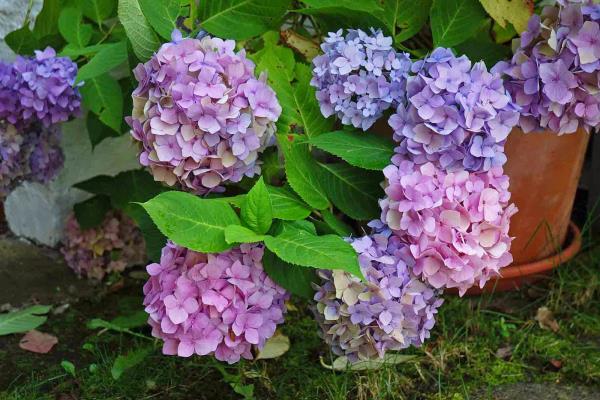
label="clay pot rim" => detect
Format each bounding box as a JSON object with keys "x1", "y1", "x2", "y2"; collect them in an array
[{"x1": 499, "y1": 221, "x2": 581, "y2": 279}]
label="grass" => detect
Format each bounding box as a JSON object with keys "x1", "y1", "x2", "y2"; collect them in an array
[{"x1": 1, "y1": 246, "x2": 600, "y2": 399}]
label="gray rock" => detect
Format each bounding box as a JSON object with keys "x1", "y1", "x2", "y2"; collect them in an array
[
  {"x1": 0, "y1": 0, "x2": 43, "y2": 61},
  {"x1": 4, "y1": 117, "x2": 140, "y2": 246}
]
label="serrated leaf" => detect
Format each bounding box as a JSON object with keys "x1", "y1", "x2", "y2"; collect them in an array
[
  {"x1": 83, "y1": 0, "x2": 116, "y2": 23},
  {"x1": 479, "y1": 0, "x2": 532, "y2": 33},
  {"x1": 297, "y1": 0, "x2": 387, "y2": 32},
  {"x1": 111, "y1": 347, "x2": 152, "y2": 380},
  {"x1": 73, "y1": 194, "x2": 112, "y2": 229},
  {"x1": 141, "y1": 191, "x2": 240, "y2": 253},
  {"x1": 199, "y1": 0, "x2": 290, "y2": 40},
  {"x1": 385, "y1": 0, "x2": 432, "y2": 42},
  {"x1": 292, "y1": 63, "x2": 333, "y2": 137},
  {"x1": 279, "y1": 135, "x2": 329, "y2": 210},
  {"x1": 80, "y1": 74, "x2": 123, "y2": 132},
  {"x1": 263, "y1": 227, "x2": 363, "y2": 279},
  {"x1": 321, "y1": 210, "x2": 353, "y2": 237},
  {"x1": 270, "y1": 220, "x2": 317, "y2": 236},
  {"x1": 310, "y1": 130, "x2": 395, "y2": 170},
  {"x1": 241, "y1": 177, "x2": 272, "y2": 235},
  {"x1": 139, "y1": 0, "x2": 180, "y2": 40},
  {"x1": 266, "y1": 185, "x2": 312, "y2": 221},
  {"x1": 60, "y1": 43, "x2": 113, "y2": 58},
  {"x1": 58, "y1": 7, "x2": 93, "y2": 48},
  {"x1": 118, "y1": 0, "x2": 161, "y2": 61},
  {"x1": 77, "y1": 41, "x2": 128, "y2": 82},
  {"x1": 4, "y1": 27, "x2": 39, "y2": 55},
  {"x1": 262, "y1": 249, "x2": 317, "y2": 298},
  {"x1": 319, "y1": 163, "x2": 383, "y2": 220},
  {"x1": 225, "y1": 225, "x2": 266, "y2": 244},
  {"x1": 430, "y1": 0, "x2": 487, "y2": 47},
  {"x1": 0, "y1": 305, "x2": 51, "y2": 336}
]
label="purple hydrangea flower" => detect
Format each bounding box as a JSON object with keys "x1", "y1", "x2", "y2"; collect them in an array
[
  {"x1": 128, "y1": 31, "x2": 281, "y2": 195},
  {"x1": 495, "y1": 0, "x2": 600, "y2": 133},
  {"x1": 379, "y1": 156, "x2": 517, "y2": 295},
  {"x1": 143, "y1": 241, "x2": 288, "y2": 363},
  {"x1": 25, "y1": 125, "x2": 64, "y2": 184},
  {"x1": 313, "y1": 224, "x2": 443, "y2": 362},
  {"x1": 388, "y1": 48, "x2": 519, "y2": 172},
  {"x1": 0, "y1": 122, "x2": 25, "y2": 198},
  {"x1": 311, "y1": 28, "x2": 411, "y2": 131},
  {"x1": 1, "y1": 47, "x2": 81, "y2": 129},
  {"x1": 61, "y1": 211, "x2": 146, "y2": 281}
]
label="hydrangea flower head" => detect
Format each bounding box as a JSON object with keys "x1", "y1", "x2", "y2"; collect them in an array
[
  {"x1": 389, "y1": 48, "x2": 519, "y2": 172},
  {"x1": 0, "y1": 122, "x2": 25, "y2": 198},
  {"x1": 128, "y1": 31, "x2": 281, "y2": 195},
  {"x1": 1, "y1": 48, "x2": 81, "y2": 129},
  {"x1": 61, "y1": 211, "x2": 146, "y2": 280},
  {"x1": 311, "y1": 28, "x2": 411, "y2": 131},
  {"x1": 143, "y1": 241, "x2": 288, "y2": 363},
  {"x1": 494, "y1": 0, "x2": 600, "y2": 133},
  {"x1": 379, "y1": 156, "x2": 516, "y2": 295},
  {"x1": 313, "y1": 224, "x2": 443, "y2": 362}
]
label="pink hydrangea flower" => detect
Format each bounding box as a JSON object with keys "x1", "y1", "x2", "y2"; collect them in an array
[
  {"x1": 143, "y1": 241, "x2": 288, "y2": 363},
  {"x1": 127, "y1": 31, "x2": 281, "y2": 195},
  {"x1": 61, "y1": 211, "x2": 146, "y2": 280},
  {"x1": 380, "y1": 156, "x2": 517, "y2": 295}
]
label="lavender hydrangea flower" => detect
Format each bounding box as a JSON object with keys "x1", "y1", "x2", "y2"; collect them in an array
[
  {"x1": 494, "y1": 0, "x2": 600, "y2": 133},
  {"x1": 313, "y1": 225, "x2": 443, "y2": 362},
  {"x1": 61, "y1": 211, "x2": 146, "y2": 280},
  {"x1": 1, "y1": 48, "x2": 81, "y2": 129},
  {"x1": 388, "y1": 48, "x2": 519, "y2": 172},
  {"x1": 379, "y1": 156, "x2": 516, "y2": 295},
  {"x1": 0, "y1": 122, "x2": 25, "y2": 198},
  {"x1": 25, "y1": 125, "x2": 64, "y2": 184},
  {"x1": 311, "y1": 28, "x2": 411, "y2": 131},
  {"x1": 128, "y1": 31, "x2": 281, "y2": 195},
  {"x1": 143, "y1": 241, "x2": 288, "y2": 363}
]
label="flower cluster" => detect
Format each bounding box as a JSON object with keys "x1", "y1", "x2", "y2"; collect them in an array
[
  {"x1": 380, "y1": 157, "x2": 516, "y2": 295},
  {"x1": 143, "y1": 242, "x2": 288, "y2": 363},
  {"x1": 0, "y1": 122, "x2": 64, "y2": 198},
  {"x1": 389, "y1": 48, "x2": 519, "y2": 172},
  {"x1": 493, "y1": 0, "x2": 600, "y2": 133},
  {"x1": 0, "y1": 48, "x2": 81, "y2": 129},
  {"x1": 61, "y1": 211, "x2": 146, "y2": 280},
  {"x1": 128, "y1": 31, "x2": 281, "y2": 195},
  {"x1": 313, "y1": 224, "x2": 442, "y2": 362},
  {"x1": 311, "y1": 28, "x2": 411, "y2": 131}
]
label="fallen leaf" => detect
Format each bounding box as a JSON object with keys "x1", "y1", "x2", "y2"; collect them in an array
[
  {"x1": 535, "y1": 306, "x2": 559, "y2": 332},
  {"x1": 280, "y1": 30, "x2": 320, "y2": 61},
  {"x1": 52, "y1": 304, "x2": 70, "y2": 315},
  {"x1": 19, "y1": 330, "x2": 58, "y2": 353},
  {"x1": 255, "y1": 331, "x2": 290, "y2": 360},
  {"x1": 495, "y1": 346, "x2": 513, "y2": 360},
  {"x1": 549, "y1": 359, "x2": 563, "y2": 370},
  {"x1": 479, "y1": 0, "x2": 533, "y2": 33},
  {"x1": 320, "y1": 353, "x2": 417, "y2": 371}
]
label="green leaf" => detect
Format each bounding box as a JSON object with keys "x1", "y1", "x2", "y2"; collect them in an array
[
  {"x1": 241, "y1": 177, "x2": 273, "y2": 235},
  {"x1": 80, "y1": 74, "x2": 123, "y2": 133},
  {"x1": 87, "y1": 112, "x2": 120, "y2": 148},
  {"x1": 279, "y1": 135, "x2": 329, "y2": 210},
  {"x1": 297, "y1": 0, "x2": 386, "y2": 32},
  {"x1": 87, "y1": 318, "x2": 151, "y2": 339},
  {"x1": 0, "y1": 305, "x2": 51, "y2": 336},
  {"x1": 310, "y1": 130, "x2": 395, "y2": 170},
  {"x1": 83, "y1": 0, "x2": 117, "y2": 22},
  {"x1": 322, "y1": 354, "x2": 417, "y2": 371},
  {"x1": 263, "y1": 227, "x2": 363, "y2": 279},
  {"x1": 61, "y1": 361, "x2": 76, "y2": 377},
  {"x1": 4, "y1": 27, "x2": 39, "y2": 55},
  {"x1": 199, "y1": 0, "x2": 290, "y2": 40},
  {"x1": 319, "y1": 163, "x2": 383, "y2": 221},
  {"x1": 479, "y1": 0, "x2": 532, "y2": 33},
  {"x1": 110, "y1": 311, "x2": 149, "y2": 329},
  {"x1": 262, "y1": 249, "x2": 316, "y2": 298},
  {"x1": 73, "y1": 195, "x2": 112, "y2": 229},
  {"x1": 77, "y1": 41, "x2": 128, "y2": 82},
  {"x1": 118, "y1": 0, "x2": 161, "y2": 61},
  {"x1": 60, "y1": 43, "x2": 113, "y2": 58},
  {"x1": 430, "y1": 0, "x2": 487, "y2": 47},
  {"x1": 321, "y1": 210, "x2": 353, "y2": 237},
  {"x1": 140, "y1": 191, "x2": 240, "y2": 253},
  {"x1": 292, "y1": 63, "x2": 333, "y2": 137},
  {"x1": 224, "y1": 225, "x2": 266, "y2": 244},
  {"x1": 33, "y1": 0, "x2": 61, "y2": 38},
  {"x1": 271, "y1": 220, "x2": 317, "y2": 236},
  {"x1": 455, "y1": 30, "x2": 510, "y2": 66},
  {"x1": 126, "y1": 206, "x2": 165, "y2": 262},
  {"x1": 111, "y1": 347, "x2": 152, "y2": 380},
  {"x1": 138, "y1": 0, "x2": 180, "y2": 40},
  {"x1": 266, "y1": 185, "x2": 312, "y2": 221},
  {"x1": 388, "y1": 0, "x2": 433, "y2": 42},
  {"x1": 58, "y1": 7, "x2": 93, "y2": 48}
]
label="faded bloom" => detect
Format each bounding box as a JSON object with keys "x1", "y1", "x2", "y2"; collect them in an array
[
  {"x1": 0, "y1": 122, "x2": 24, "y2": 198},
  {"x1": 389, "y1": 48, "x2": 519, "y2": 172},
  {"x1": 61, "y1": 211, "x2": 146, "y2": 280},
  {"x1": 311, "y1": 28, "x2": 411, "y2": 130},
  {"x1": 494, "y1": 1, "x2": 600, "y2": 133},
  {"x1": 379, "y1": 156, "x2": 516, "y2": 295},
  {"x1": 128, "y1": 31, "x2": 281, "y2": 195},
  {"x1": 0, "y1": 47, "x2": 81, "y2": 129},
  {"x1": 143, "y1": 241, "x2": 288, "y2": 364},
  {"x1": 313, "y1": 225, "x2": 442, "y2": 362}
]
